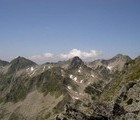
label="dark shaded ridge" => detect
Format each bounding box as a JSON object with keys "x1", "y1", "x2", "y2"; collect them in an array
[
  {"x1": 68, "y1": 56, "x2": 84, "y2": 69},
  {"x1": 8, "y1": 56, "x2": 37, "y2": 73},
  {"x1": 0, "y1": 60, "x2": 9, "y2": 66}
]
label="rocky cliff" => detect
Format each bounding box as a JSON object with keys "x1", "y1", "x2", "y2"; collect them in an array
[{"x1": 0, "y1": 54, "x2": 139, "y2": 120}]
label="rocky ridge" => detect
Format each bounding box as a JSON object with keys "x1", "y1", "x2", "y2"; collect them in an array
[{"x1": 0, "y1": 54, "x2": 139, "y2": 120}]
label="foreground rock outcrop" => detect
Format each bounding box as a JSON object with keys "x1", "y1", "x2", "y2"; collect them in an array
[{"x1": 55, "y1": 104, "x2": 88, "y2": 120}]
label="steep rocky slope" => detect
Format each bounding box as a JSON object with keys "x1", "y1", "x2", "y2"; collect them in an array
[
  {"x1": 56, "y1": 55, "x2": 140, "y2": 120},
  {"x1": 90, "y1": 55, "x2": 140, "y2": 120},
  {"x1": 87, "y1": 54, "x2": 131, "y2": 72},
  {"x1": 0, "y1": 54, "x2": 139, "y2": 120}
]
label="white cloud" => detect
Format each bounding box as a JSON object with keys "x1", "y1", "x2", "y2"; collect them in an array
[
  {"x1": 60, "y1": 49, "x2": 81, "y2": 59},
  {"x1": 29, "y1": 53, "x2": 54, "y2": 62},
  {"x1": 60, "y1": 49, "x2": 102, "y2": 60},
  {"x1": 29, "y1": 49, "x2": 102, "y2": 63},
  {"x1": 43, "y1": 53, "x2": 53, "y2": 58}
]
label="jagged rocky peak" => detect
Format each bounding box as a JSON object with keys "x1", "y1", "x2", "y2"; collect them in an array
[
  {"x1": 9, "y1": 56, "x2": 37, "y2": 71},
  {"x1": 0, "y1": 59, "x2": 9, "y2": 67},
  {"x1": 106, "y1": 54, "x2": 132, "y2": 71},
  {"x1": 88, "y1": 54, "x2": 131, "y2": 72},
  {"x1": 68, "y1": 56, "x2": 84, "y2": 69},
  {"x1": 110, "y1": 54, "x2": 131, "y2": 62}
]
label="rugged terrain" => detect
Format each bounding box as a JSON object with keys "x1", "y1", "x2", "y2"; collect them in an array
[{"x1": 0, "y1": 54, "x2": 140, "y2": 120}]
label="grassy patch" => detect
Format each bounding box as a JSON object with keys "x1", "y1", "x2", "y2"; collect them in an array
[
  {"x1": 101, "y1": 57, "x2": 140, "y2": 101},
  {"x1": 5, "y1": 84, "x2": 27, "y2": 103}
]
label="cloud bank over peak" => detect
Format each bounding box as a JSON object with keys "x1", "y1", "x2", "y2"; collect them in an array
[
  {"x1": 29, "y1": 49, "x2": 102, "y2": 63},
  {"x1": 29, "y1": 53, "x2": 54, "y2": 62},
  {"x1": 60, "y1": 49, "x2": 101, "y2": 59}
]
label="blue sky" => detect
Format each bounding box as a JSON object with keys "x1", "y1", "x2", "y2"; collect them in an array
[{"x1": 0, "y1": 0, "x2": 140, "y2": 62}]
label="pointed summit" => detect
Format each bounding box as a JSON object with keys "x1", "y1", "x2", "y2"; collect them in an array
[
  {"x1": 68, "y1": 56, "x2": 84, "y2": 69},
  {"x1": 9, "y1": 56, "x2": 37, "y2": 72}
]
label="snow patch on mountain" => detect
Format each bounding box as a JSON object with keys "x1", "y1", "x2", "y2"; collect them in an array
[
  {"x1": 87, "y1": 82, "x2": 91, "y2": 85},
  {"x1": 67, "y1": 86, "x2": 72, "y2": 90},
  {"x1": 78, "y1": 67, "x2": 82, "y2": 73},
  {"x1": 69, "y1": 74, "x2": 73, "y2": 79},
  {"x1": 80, "y1": 80, "x2": 83, "y2": 83},
  {"x1": 91, "y1": 74, "x2": 95, "y2": 78},
  {"x1": 78, "y1": 69, "x2": 81, "y2": 73},
  {"x1": 30, "y1": 67, "x2": 34, "y2": 72},
  {"x1": 74, "y1": 77, "x2": 78, "y2": 82},
  {"x1": 72, "y1": 96, "x2": 79, "y2": 100},
  {"x1": 107, "y1": 65, "x2": 113, "y2": 70},
  {"x1": 43, "y1": 66, "x2": 45, "y2": 72}
]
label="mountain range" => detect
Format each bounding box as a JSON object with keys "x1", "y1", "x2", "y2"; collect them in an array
[{"x1": 0, "y1": 54, "x2": 140, "y2": 120}]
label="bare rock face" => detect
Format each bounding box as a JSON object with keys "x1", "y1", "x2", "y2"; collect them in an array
[
  {"x1": 55, "y1": 104, "x2": 88, "y2": 120},
  {"x1": 56, "y1": 114, "x2": 68, "y2": 120},
  {"x1": 0, "y1": 54, "x2": 140, "y2": 120},
  {"x1": 68, "y1": 56, "x2": 84, "y2": 70},
  {"x1": 88, "y1": 80, "x2": 140, "y2": 120},
  {"x1": 88, "y1": 54, "x2": 131, "y2": 72},
  {"x1": 65, "y1": 104, "x2": 88, "y2": 120},
  {"x1": 107, "y1": 54, "x2": 131, "y2": 71}
]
